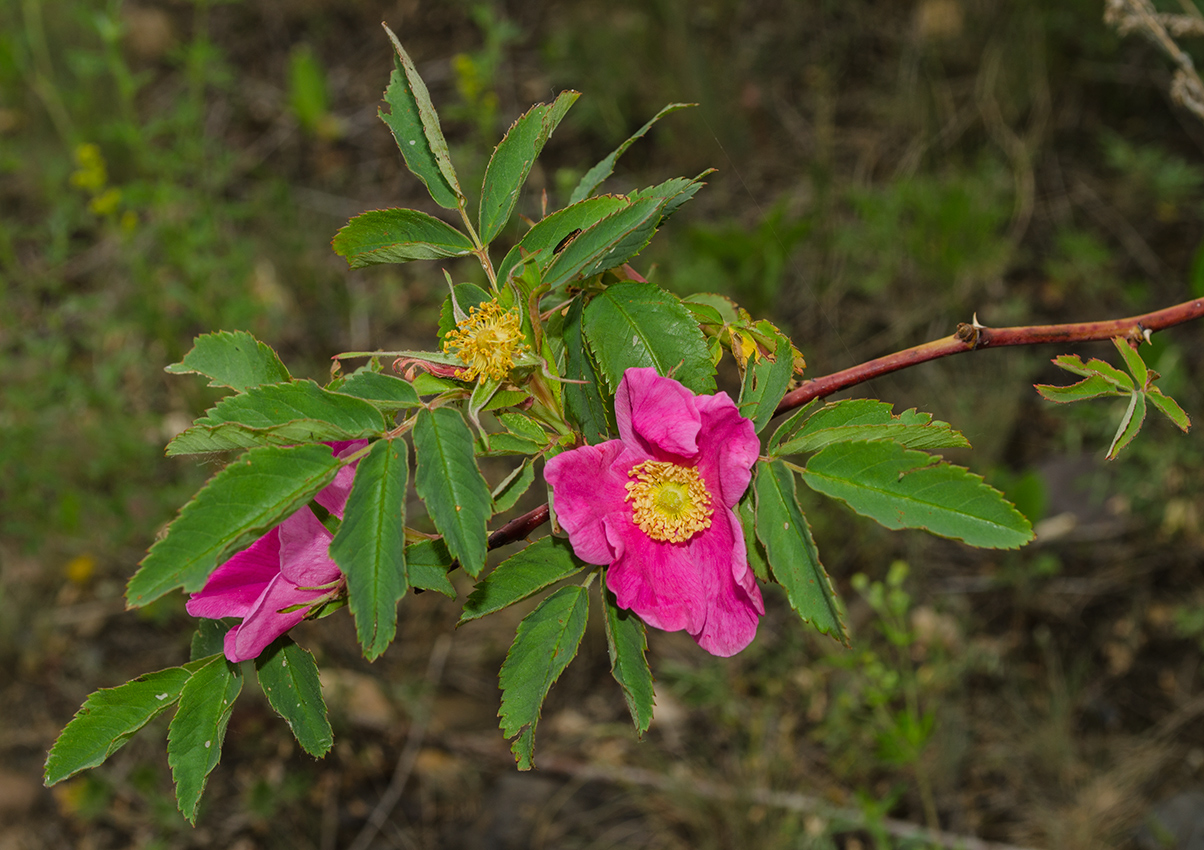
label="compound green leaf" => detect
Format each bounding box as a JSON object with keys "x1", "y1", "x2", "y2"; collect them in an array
[
  {"x1": 332, "y1": 208, "x2": 475, "y2": 268},
  {"x1": 498, "y1": 585, "x2": 589, "y2": 770},
  {"x1": 800, "y1": 441, "x2": 1033, "y2": 549},
  {"x1": 583, "y1": 282, "x2": 716, "y2": 395},
  {"x1": 255, "y1": 638, "x2": 332, "y2": 757},
  {"x1": 167, "y1": 654, "x2": 242, "y2": 823},
  {"x1": 1035, "y1": 374, "x2": 1122, "y2": 404},
  {"x1": 332, "y1": 371, "x2": 422, "y2": 410},
  {"x1": 492, "y1": 459, "x2": 538, "y2": 513},
  {"x1": 190, "y1": 619, "x2": 228, "y2": 661},
  {"x1": 561, "y1": 296, "x2": 612, "y2": 444},
  {"x1": 413, "y1": 407, "x2": 492, "y2": 577},
  {"x1": 772, "y1": 398, "x2": 970, "y2": 455},
  {"x1": 479, "y1": 91, "x2": 579, "y2": 245},
  {"x1": 737, "y1": 330, "x2": 796, "y2": 434},
  {"x1": 602, "y1": 590, "x2": 655, "y2": 736},
  {"x1": 330, "y1": 438, "x2": 408, "y2": 659},
  {"x1": 753, "y1": 461, "x2": 846, "y2": 642},
  {"x1": 167, "y1": 380, "x2": 388, "y2": 456},
  {"x1": 570, "y1": 102, "x2": 695, "y2": 203},
  {"x1": 380, "y1": 26, "x2": 462, "y2": 209},
  {"x1": 496, "y1": 195, "x2": 630, "y2": 284},
  {"x1": 543, "y1": 198, "x2": 665, "y2": 288},
  {"x1": 459, "y1": 536, "x2": 586, "y2": 623},
  {"x1": 45, "y1": 666, "x2": 194, "y2": 785},
  {"x1": 404, "y1": 538, "x2": 458, "y2": 597},
  {"x1": 126, "y1": 444, "x2": 345, "y2": 606},
  {"x1": 165, "y1": 331, "x2": 290, "y2": 392},
  {"x1": 736, "y1": 492, "x2": 770, "y2": 584}
]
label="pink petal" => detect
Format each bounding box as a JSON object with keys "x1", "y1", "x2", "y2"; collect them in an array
[
  {"x1": 185, "y1": 529, "x2": 281, "y2": 619},
  {"x1": 544, "y1": 440, "x2": 630, "y2": 564},
  {"x1": 315, "y1": 440, "x2": 369, "y2": 518},
  {"x1": 222, "y1": 572, "x2": 319, "y2": 662},
  {"x1": 686, "y1": 508, "x2": 763, "y2": 656},
  {"x1": 278, "y1": 507, "x2": 341, "y2": 587},
  {"x1": 615, "y1": 368, "x2": 701, "y2": 461},
  {"x1": 604, "y1": 516, "x2": 706, "y2": 635},
  {"x1": 694, "y1": 391, "x2": 760, "y2": 508}
]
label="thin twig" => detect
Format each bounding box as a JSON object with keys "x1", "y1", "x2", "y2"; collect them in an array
[
  {"x1": 774, "y1": 296, "x2": 1204, "y2": 416},
  {"x1": 346, "y1": 634, "x2": 453, "y2": 850}
]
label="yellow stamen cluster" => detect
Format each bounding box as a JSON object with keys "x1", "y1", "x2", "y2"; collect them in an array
[
  {"x1": 441, "y1": 300, "x2": 529, "y2": 382},
  {"x1": 625, "y1": 460, "x2": 713, "y2": 543}
]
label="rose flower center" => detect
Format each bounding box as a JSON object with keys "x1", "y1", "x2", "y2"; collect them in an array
[
  {"x1": 442, "y1": 300, "x2": 529, "y2": 382},
  {"x1": 624, "y1": 460, "x2": 713, "y2": 543}
]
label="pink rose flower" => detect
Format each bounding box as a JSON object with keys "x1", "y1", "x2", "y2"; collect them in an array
[
  {"x1": 544, "y1": 368, "x2": 764, "y2": 656},
  {"x1": 185, "y1": 441, "x2": 367, "y2": 662}
]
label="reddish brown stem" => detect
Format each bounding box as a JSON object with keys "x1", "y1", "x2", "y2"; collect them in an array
[
  {"x1": 774, "y1": 297, "x2": 1204, "y2": 417},
  {"x1": 487, "y1": 298, "x2": 1204, "y2": 551},
  {"x1": 487, "y1": 503, "x2": 550, "y2": 551}
]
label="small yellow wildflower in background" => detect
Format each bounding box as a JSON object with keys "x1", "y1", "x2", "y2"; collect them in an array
[
  {"x1": 69, "y1": 143, "x2": 108, "y2": 193},
  {"x1": 442, "y1": 300, "x2": 529, "y2": 382},
  {"x1": 69, "y1": 143, "x2": 134, "y2": 229}
]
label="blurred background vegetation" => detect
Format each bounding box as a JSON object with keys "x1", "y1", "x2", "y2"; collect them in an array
[{"x1": 4, "y1": 0, "x2": 1204, "y2": 847}]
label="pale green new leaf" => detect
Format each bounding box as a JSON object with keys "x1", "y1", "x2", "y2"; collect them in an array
[
  {"x1": 1049, "y1": 354, "x2": 1133, "y2": 390},
  {"x1": 165, "y1": 331, "x2": 290, "y2": 392},
  {"x1": 332, "y1": 208, "x2": 475, "y2": 268},
  {"x1": 413, "y1": 408, "x2": 492, "y2": 577},
  {"x1": 460, "y1": 536, "x2": 586, "y2": 623},
  {"x1": 602, "y1": 591, "x2": 655, "y2": 736},
  {"x1": 800, "y1": 441, "x2": 1033, "y2": 549},
  {"x1": 255, "y1": 638, "x2": 332, "y2": 757},
  {"x1": 167, "y1": 654, "x2": 242, "y2": 823},
  {"x1": 1106, "y1": 390, "x2": 1147, "y2": 460},
  {"x1": 1148, "y1": 387, "x2": 1192, "y2": 431},
  {"x1": 1035, "y1": 374, "x2": 1123, "y2": 404},
  {"x1": 330, "y1": 438, "x2": 408, "y2": 659},
  {"x1": 127, "y1": 444, "x2": 345, "y2": 606},
  {"x1": 753, "y1": 461, "x2": 846, "y2": 642},
  {"x1": 45, "y1": 667, "x2": 194, "y2": 785},
  {"x1": 498, "y1": 586, "x2": 590, "y2": 769},
  {"x1": 1113, "y1": 336, "x2": 1149, "y2": 387},
  {"x1": 479, "y1": 91, "x2": 580, "y2": 244},
  {"x1": 583, "y1": 282, "x2": 716, "y2": 395},
  {"x1": 380, "y1": 26, "x2": 462, "y2": 209}
]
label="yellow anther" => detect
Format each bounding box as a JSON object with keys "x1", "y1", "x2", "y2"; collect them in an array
[
  {"x1": 441, "y1": 300, "x2": 529, "y2": 382},
  {"x1": 624, "y1": 460, "x2": 713, "y2": 543}
]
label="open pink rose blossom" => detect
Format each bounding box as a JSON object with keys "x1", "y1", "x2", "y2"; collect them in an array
[
  {"x1": 185, "y1": 441, "x2": 367, "y2": 662},
  {"x1": 544, "y1": 367, "x2": 764, "y2": 656}
]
